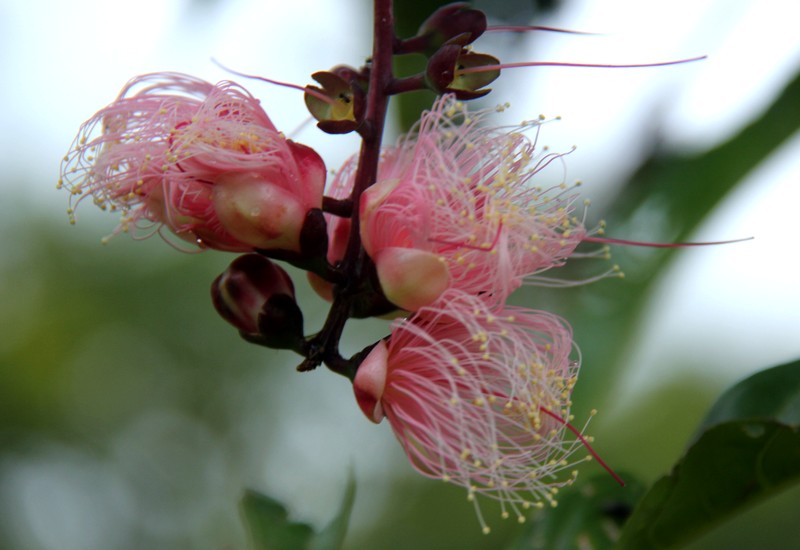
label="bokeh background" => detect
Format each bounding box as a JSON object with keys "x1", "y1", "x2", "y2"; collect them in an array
[{"x1": 2, "y1": 0, "x2": 800, "y2": 548}]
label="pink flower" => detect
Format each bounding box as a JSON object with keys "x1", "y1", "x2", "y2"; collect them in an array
[
  {"x1": 353, "y1": 290, "x2": 596, "y2": 531},
  {"x1": 59, "y1": 72, "x2": 326, "y2": 252},
  {"x1": 358, "y1": 96, "x2": 586, "y2": 310}
]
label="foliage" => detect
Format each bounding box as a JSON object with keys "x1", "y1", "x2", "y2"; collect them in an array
[
  {"x1": 242, "y1": 471, "x2": 355, "y2": 550},
  {"x1": 618, "y1": 361, "x2": 800, "y2": 549}
]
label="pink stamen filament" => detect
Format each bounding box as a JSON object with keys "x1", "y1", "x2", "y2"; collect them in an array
[
  {"x1": 539, "y1": 406, "x2": 625, "y2": 487},
  {"x1": 457, "y1": 56, "x2": 707, "y2": 75},
  {"x1": 584, "y1": 235, "x2": 753, "y2": 248},
  {"x1": 486, "y1": 25, "x2": 600, "y2": 36},
  {"x1": 427, "y1": 222, "x2": 504, "y2": 253},
  {"x1": 210, "y1": 58, "x2": 336, "y2": 106}
]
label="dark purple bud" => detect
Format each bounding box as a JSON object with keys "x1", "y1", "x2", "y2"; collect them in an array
[
  {"x1": 417, "y1": 3, "x2": 487, "y2": 50},
  {"x1": 211, "y1": 254, "x2": 296, "y2": 336},
  {"x1": 256, "y1": 293, "x2": 305, "y2": 351}
]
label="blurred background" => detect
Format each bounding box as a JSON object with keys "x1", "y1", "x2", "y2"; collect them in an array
[{"x1": 1, "y1": 0, "x2": 799, "y2": 548}]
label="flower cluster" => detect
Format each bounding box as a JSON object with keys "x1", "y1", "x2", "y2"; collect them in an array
[
  {"x1": 59, "y1": 0, "x2": 640, "y2": 527},
  {"x1": 60, "y1": 78, "x2": 616, "y2": 528}
]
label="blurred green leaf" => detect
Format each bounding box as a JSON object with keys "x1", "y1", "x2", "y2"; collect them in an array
[
  {"x1": 241, "y1": 471, "x2": 355, "y2": 550},
  {"x1": 698, "y1": 360, "x2": 800, "y2": 431},
  {"x1": 309, "y1": 471, "x2": 357, "y2": 550},
  {"x1": 241, "y1": 490, "x2": 314, "y2": 550},
  {"x1": 617, "y1": 421, "x2": 800, "y2": 549},
  {"x1": 617, "y1": 360, "x2": 800, "y2": 549},
  {"x1": 506, "y1": 473, "x2": 645, "y2": 550}
]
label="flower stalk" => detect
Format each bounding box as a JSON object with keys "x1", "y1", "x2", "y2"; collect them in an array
[{"x1": 298, "y1": 0, "x2": 396, "y2": 376}]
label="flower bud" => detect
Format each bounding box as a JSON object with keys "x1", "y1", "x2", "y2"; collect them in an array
[
  {"x1": 211, "y1": 254, "x2": 303, "y2": 350},
  {"x1": 417, "y1": 3, "x2": 487, "y2": 51}
]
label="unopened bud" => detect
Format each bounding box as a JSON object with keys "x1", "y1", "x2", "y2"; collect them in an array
[
  {"x1": 417, "y1": 3, "x2": 487, "y2": 51},
  {"x1": 211, "y1": 255, "x2": 304, "y2": 350}
]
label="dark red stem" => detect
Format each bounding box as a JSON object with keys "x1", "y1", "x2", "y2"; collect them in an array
[
  {"x1": 321, "y1": 196, "x2": 353, "y2": 218},
  {"x1": 301, "y1": 0, "x2": 395, "y2": 378},
  {"x1": 387, "y1": 74, "x2": 427, "y2": 95}
]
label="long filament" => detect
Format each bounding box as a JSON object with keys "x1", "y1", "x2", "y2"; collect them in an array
[
  {"x1": 539, "y1": 407, "x2": 625, "y2": 487},
  {"x1": 458, "y1": 56, "x2": 707, "y2": 75}
]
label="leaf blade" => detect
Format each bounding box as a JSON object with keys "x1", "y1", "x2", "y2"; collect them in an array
[
  {"x1": 240, "y1": 489, "x2": 314, "y2": 550},
  {"x1": 308, "y1": 470, "x2": 357, "y2": 550},
  {"x1": 618, "y1": 361, "x2": 800, "y2": 549}
]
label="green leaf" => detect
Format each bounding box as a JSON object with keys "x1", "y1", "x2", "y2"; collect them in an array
[
  {"x1": 241, "y1": 490, "x2": 314, "y2": 550},
  {"x1": 617, "y1": 361, "x2": 800, "y2": 549},
  {"x1": 698, "y1": 360, "x2": 800, "y2": 431},
  {"x1": 618, "y1": 421, "x2": 800, "y2": 549},
  {"x1": 506, "y1": 473, "x2": 646, "y2": 550},
  {"x1": 308, "y1": 471, "x2": 357, "y2": 550},
  {"x1": 241, "y1": 471, "x2": 356, "y2": 550}
]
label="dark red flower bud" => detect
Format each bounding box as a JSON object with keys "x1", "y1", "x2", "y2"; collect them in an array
[
  {"x1": 211, "y1": 255, "x2": 303, "y2": 350},
  {"x1": 417, "y1": 3, "x2": 487, "y2": 51}
]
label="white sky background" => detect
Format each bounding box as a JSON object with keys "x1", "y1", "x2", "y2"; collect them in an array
[{"x1": 2, "y1": 0, "x2": 800, "y2": 540}]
